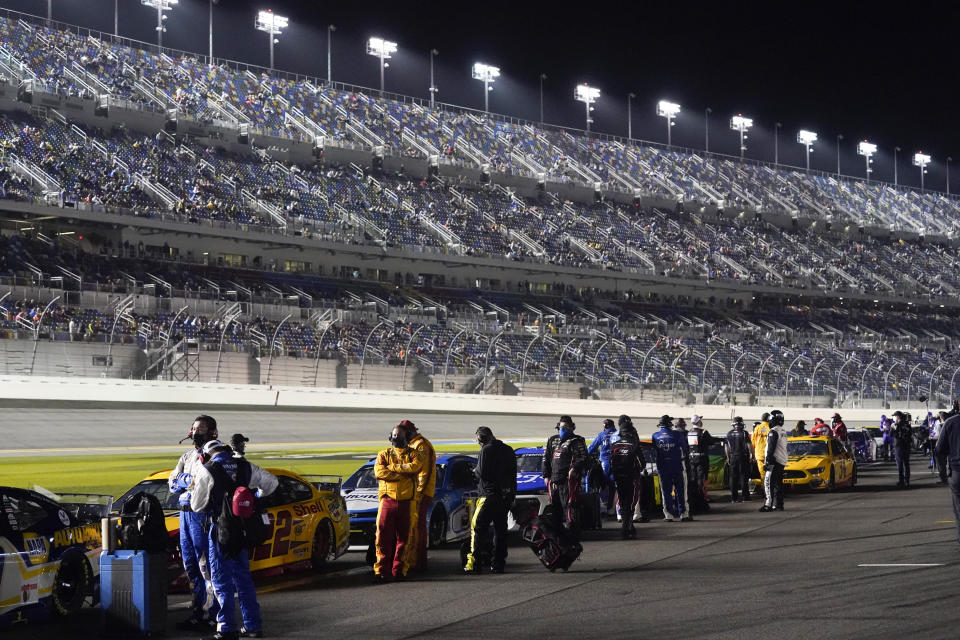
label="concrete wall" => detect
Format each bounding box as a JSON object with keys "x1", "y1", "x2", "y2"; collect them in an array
[{"x1": 0, "y1": 340, "x2": 142, "y2": 378}]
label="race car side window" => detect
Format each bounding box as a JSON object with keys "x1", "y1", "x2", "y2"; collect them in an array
[
  {"x1": 450, "y1": 461, "x2": 477, "y2": 489},
  {"x1": 9, "y1": 496, "x2": 51, "y2": 531},
  {"x1": 260, "y1": 476, "x2": 313, "y2": 508}
]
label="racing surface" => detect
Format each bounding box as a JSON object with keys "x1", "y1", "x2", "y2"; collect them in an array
[{"x1": 6, "y1": 457, "x2": 959, "y2": 639}]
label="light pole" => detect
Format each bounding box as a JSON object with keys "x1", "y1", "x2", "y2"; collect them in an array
[
  {"x1": 208, "y1": 0, "x2": 218, "y2": 62},
  {"x1": 429, "y1": 49, "x2": 438, "y2": 108},
  {"x1": 628, "y1": 93, "x2": 636, "y2": 140},
  {"x1": 367, "y1": 37, "x2": 397, "y2": 96},
  {"x1": 798, "y1": 129, "x2": 817, "y2": 172},
  {"x1": 857, "y1": 140, "x2": 876, "y2": 180},
  {"x1": 575, "y1": 83, "x2": 600, "y2": 132},
  {"x1": 948, "y1": 157, "x2": 953, "y2": 194},
  {"x1": 913, "y1": 151, "x2": 931, "y2": 191},
  {"x1": 836, "y1": 134, "x2": 843, "y2": 175},
  {"x1": 657, "y1": 100, "x2": 680, "y2": 146},
  {"x1": 327, "y1": 24, "x2": 336, "y2": 84},
  {"x1": 539, "y1": 73, "x2": 547, "y2": 125},
  {"x1": 730, "y1": 114, "x2": 752, "y2": 159},
  {"x1": 115, "y1": 0, "x2": 119, "y2": 36},
  {"x1": 774, "y1": 122, "x2": 782, "y2": 165},
  {"x1": 472, "y1": 62, "x2": 499, "y2": 114},
  {"x1": 255, "y1": 10, "x2": 288, "y2": 71},
  {"x1": 141, "y1": 0, "x2": 177, "y2": 49},
  {"x1": 894, "y1": 146, "x2": 901, "y2": 185},
  {"x1": 704, "y1": 107, "x2": 712, "y2": 152}
]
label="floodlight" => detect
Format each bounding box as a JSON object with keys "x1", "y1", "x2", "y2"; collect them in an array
[
  {"x1": 473, "y1": 63, "x2": 500, "y2": 113},
  {"x1": 657, "y1": 100, "x2": 680, "y2": 145},
  {"x1": 574, "y1": 83, "x2": 601, "y2": 131},
  {"x1": 730, "y1": 114, "x2": 753, "y2": 158},
  {"x1": 858, "y1": 140, "x2": 877, "y2": 178},
  {"x1": 368, "y1": 37, "x2": 398, "y2": 95},
  {"x1": 797, "y1": 129, "x2": 817, "y2": 171},
  {"x1": 914, "y1": 151, "x2": 932, "y2": 190},
  {"x1": 141, "y1": 0, "x2": 177, "y2": 47},
  {"x1": 255, "y1": 9, "x2": 288, "y2": 33},
  {"x1": 141, "y1": 0, "x2": 178, "y2": 7}
]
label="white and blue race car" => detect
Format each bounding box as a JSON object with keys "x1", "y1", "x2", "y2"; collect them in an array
[
  {"x1": 1, "y1": 487, "x2": 112, "y2": 628},
  {"x1": 341, "y1": 455, "x2": 479, "y2": 558}
]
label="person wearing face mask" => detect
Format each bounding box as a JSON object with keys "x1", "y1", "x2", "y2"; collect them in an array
[
  {"x1": 724, "y1": 416, "x2": 752, "y2": 503},
  {"x1": 372, "y1": 424, "x2": 424, "y2": 583},
  {"x1": 587, "y1": 418, "x2": 618, "y2": 514},
  {"x1": 652, "y1": 415, "x2": 691, "y2": 522},
  {"x1": 610, "y1": 415, "x2": 644, "y2": 538},
  {"x1": 892, "y1": 411, "x2": 913, "y2": 488},
  {"x1": 398, "y1": 419, "x2": 436, "y2": 575},
  {"x1": 542, "y1": 415, "x2": 589, "y2": 538},
  {"x1": 464, "y1": 426, "x2": 516, "y2": 574},
  {"x1": 168, "y1": 415, "x2": 220, "y2": 631},
  {"x1": 759, "y1": 410, "x2": 788, "y2": 512}
]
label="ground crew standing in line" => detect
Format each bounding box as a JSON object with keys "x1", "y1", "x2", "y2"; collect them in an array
[
  {"x1": 464, "y1": 426, "x2": 516, "y2": 574},
  {"x1": 751, "y1": 412, "x2": 771, "y2": 497},
  {"x1": 892, "y1": 411, "x2": 913, "y2": 488},
  {"x1": 759, "y1": 410, "x2": 787, "y2": 512},
  {"x1": 169, "y1": 415, "x2": 220, "y2": 631},
  {"x1": 724, "y1": 417, "x2": 752, "y2": 502},
  {"x1": 935, "y1": 411, "x2": 960, "y2": 543},
  {"x1": 400, "y1": 419, "x2": 436, "y2": 574},
  {"x1": 191, "y1": 439, "x2": 278, "y2": 640},
  {"x1": 688, "y1": 415, "x2": 716, "y2": 513},
  {"x1": 542, "y1": 415, "x2": 588, "y2": 538},
  {"x1": 372, "y1": 424, "x2": 423, "y2": 583},
  {"x1": 587, "y1": 418, "x2": 618, "y2": 514},
  {"x1": 652, "y1": 415, "x2": 691, "y2": 522},
  {"x1": 610, "y1": 415, "x2": 644, "y2": 538}
]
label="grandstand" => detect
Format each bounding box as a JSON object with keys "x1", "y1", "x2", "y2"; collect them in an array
[{"x1": 1, "y1": 6, "x2": 959, "y2": 411}]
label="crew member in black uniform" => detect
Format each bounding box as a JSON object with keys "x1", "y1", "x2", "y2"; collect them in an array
[
  {"x1": 611, "y1": 415, "x2": 644, "y2": 539},
  {"x1": 465, "y1": 426, "x2": 517, "y2": 574},
  {"x1": 724, "y1": 417, "x2": 752, "y2": 502},
  {"x1": 542, "y1": 415, "x2": 588, "y2": 539}
]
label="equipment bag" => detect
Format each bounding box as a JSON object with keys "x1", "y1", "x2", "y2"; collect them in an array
[
  {"x1": 206, "y1": 460, "x2": 270, "y2": 557},
  {"x1": 520, "y1": 506, "x2": 582, "y2": 572},
  {"x1": 118, "y1": 492, "x2": 168, "y2": 553}
]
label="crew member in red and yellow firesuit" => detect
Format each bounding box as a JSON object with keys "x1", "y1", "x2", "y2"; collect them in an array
[
  {"x1": 372, "y1": 424, "x2": 423, "y2": 584},
  {"x1": 400, "y1": 419, "x2": 437, "y2": 574}
]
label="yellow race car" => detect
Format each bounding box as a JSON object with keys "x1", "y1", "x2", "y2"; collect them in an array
[
  {"x1": 115, "y1": 468, "x2": 349, "y2": 590},
  {"x1": 783, "y1": 436, "x2": 857, "y2": 491}
]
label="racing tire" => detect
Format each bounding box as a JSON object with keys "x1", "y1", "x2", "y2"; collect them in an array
[
  {"x1": 311, "y1": 519, "x2": 335, "y2": 571},
  {"x1": 428, "y1": 506, "x2": 447, "y2": 548},
  {"x1": 51, "y1": 551, "x2": 92, "y2": 616},
  {"x1": 826, "y1": 469, "x2": 836, "y2": 492}
]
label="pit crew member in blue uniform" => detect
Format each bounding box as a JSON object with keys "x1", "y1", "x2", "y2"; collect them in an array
[
  {"x1": 652, "y1": 415, "x2": 691, "y2": 522},
  {"x1": 587, "y1": 418, "x2": 618, "y2": 514}
]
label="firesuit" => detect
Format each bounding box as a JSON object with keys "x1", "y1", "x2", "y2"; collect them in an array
[
  {"x1": 751, "y1": 416, "x2": 771, "y2": 483},
  {"x1": 169, "y1": 447, "x2": 219, "y2": 626},
  {"x1": 587, "y1": 419, "x2": 617, "y2": 512},
  {"x1": 652, "y1": 417, "x2": 690, "y2": 521},
  {"x1": 465, "y1": 428, "x2": 516, "y2": 573},
  {"x1": 402, "y1": 423, "x2": 436, "y2": 574},
  {"x1": 724, "y1": 418, "x2": 752, "y2": 502},
  {"x1": 760, "y1": 419, "x2": 788, "y2": 511},
  {"x1": 373, "y1": 440, "x2": 423, "y2": 580},
  {"x1": 610, "y1": 420, "x2": 643, "y2": 538},
  {"x1": 191, "y1": 441, "x2": 278, "y2": 639},
  {"x1": 542, "y1": 422, "x2": 588, "y2": 538}
]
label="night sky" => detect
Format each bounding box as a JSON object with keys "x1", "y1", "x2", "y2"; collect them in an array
[{"x1": 1, "y1": 0, "x2": 956, "y2": 191}]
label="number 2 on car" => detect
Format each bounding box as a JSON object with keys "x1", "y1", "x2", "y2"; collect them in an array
[{"x1": 251, "y1": 509, "x2": 293, "y2": 560}]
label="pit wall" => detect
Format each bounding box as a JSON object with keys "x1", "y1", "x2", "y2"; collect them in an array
[{"x1": 0, "y1": 374, "x2": 909, "y2": 423}]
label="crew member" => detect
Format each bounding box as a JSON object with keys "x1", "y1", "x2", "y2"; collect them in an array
[
  {"x1": 230, "y1": 433, "x2": 249, "y2": 458},
  {"x1": 169, "y1": 415, "x2": 220, "y2": 631},
  {"x1": 464, "y1": 427, "x2": 516, "y2": 573},
  {"x1": 880, "y1": 414, "x2": 893, "y2": 462},
  {"x1": 759, "y1": 410, "x2": 787, "y2": 512},
  {"x1": 832, "y1": 413, "x2": 848, "y2": 449},
  {"x1": 688, "y1": 415, "x2": 716, "y2": 513},
  {"x1": 892, "y1": 411, "x2": 913, "y2": 488},
  {"x1": 611, "y1": 415, "x2": 644, "y2": 538},
  {"x1": 542, "y1": 415, "x2": 588, "y2": 538},
  {"x1": 933, "y1": 412, "x2": 949, "y2": 484},
  {"x1": 935, "y1": 411, "x2": 960, "y2": 543},
  {"x1": 724, "y1": 416, "x2": 752, "y2": 502},
  {"x1": 810, "y1": 417, "x2": 832, "y2": 437},
  {"x1": 652, "y1": 415, "x2": 691, "y2": 522},
  {"x1": 373, "y1": 425, "x2": 423, "y2": 583},
  {"x1": 791, "y1": 420, "x2": 808, "y2": 437},
  {"x1": 587, "y1": 418, "x2": 618, "y2": 514},
  {"x1": 400, "y1": 419, "x2": 436, "y2": 574},
  {"x1": 751, "y1": 412, "x2": 771, "y2": 497},
  {"x1": 191, "y1": 439, "x2": 278, "y2": 640}
]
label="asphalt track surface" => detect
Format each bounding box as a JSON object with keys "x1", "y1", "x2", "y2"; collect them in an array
[{"x1": 7, "y1": 457, "x2": 960, "y2": 639}]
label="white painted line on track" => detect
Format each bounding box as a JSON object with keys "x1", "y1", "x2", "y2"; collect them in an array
[{"x1": 857, "y1": 563, "x2": 945, "y2": 567}]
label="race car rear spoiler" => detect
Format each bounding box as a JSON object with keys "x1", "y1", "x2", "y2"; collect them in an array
[{"x1": 33, "y1": 486, "x2": 115, "y2": 524}]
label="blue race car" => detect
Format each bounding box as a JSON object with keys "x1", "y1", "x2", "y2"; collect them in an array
[
  {"x1": 510, "y1": 447, "x2": 604, "y2": 530},
  {"x1": 341, "y1": 455, "x2": 479, "y2": 557}
]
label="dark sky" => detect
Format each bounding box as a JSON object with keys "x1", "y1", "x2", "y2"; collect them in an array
[{"x1": 2, "y1": 0, "x2": 957, "y2": 190}]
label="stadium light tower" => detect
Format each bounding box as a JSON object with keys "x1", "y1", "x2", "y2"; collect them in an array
[
  {"x1": 472, "y1": 63, "x2": 499, "y2": 114},
  {"x1": 575, "y1": 83, "x2": 600, "y2": 132},
  {"x1": 913, "y1": 151, "x2": 931, "y2": 191},
  {"x1": 141, "y1": 0, "x2": 177, "y2": 49},
  {"x1": 327, "y1": 25, "x2": 336, "y2": 84},
  {"x1": 797, "y1": 129, "x2": 817, "y2": 171},
  {"x1": 657, "y1": 100, "x2": 680, "y2": 146},
  {"x1": 255, "y1": 10, "x2": 288, "y2": 71},
  {"x1": 857, "y1": 141, "x2": 876, "y2": 180},
  {"x1": 628, "y1": 92, "x2": 636, "y2": 140},
  {"x1": 730, "y1": 114, "x2": 752, "y2": 159},
  {"x1": 429, "y1": 49, "x2": 438, "y2": 108},
  {"x1": 367, "y1": 37, "x2": 397, "y2": 96}
]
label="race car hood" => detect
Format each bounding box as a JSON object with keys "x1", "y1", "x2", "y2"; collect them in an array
[
  {"x1": 343, "y1": 490, "x2": 380, "y2": 516},
  {"x1": 516, "y1": 472, "x2": 547, "y2": 494},
  {"x1": 786, "y1": 455, "x2": 830, "y2": 470}
]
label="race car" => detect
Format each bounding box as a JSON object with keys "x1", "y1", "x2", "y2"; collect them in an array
[
  {"x1": 341, "y1": 455, "x2": 478, "y2": 556},
  {"x1": 114, "y1": 468, "x2": 349, "y2": 591},
  {"x1": 846, "y1": 428, "x2": 878, "y2": 462},
  {"x1": 782, "y1": 436, "x2": 857, "y2": 491},
  {"x1": 1, "y1": 487, "x2": 112, "y2": 628},
  {"x1": 510, "y1": 446, "x2": 609, "y2": 529}
]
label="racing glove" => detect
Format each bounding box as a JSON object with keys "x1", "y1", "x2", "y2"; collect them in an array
[{"x1": 170, "y1": 472, "x2": 193, "y2": 492}]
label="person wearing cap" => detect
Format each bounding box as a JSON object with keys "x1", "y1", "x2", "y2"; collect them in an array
[
  {"x1": 169, "y1": 415, "x2": 220, "y2": 631},
  {"x1": 831, "y1": 413, "x2": 849, "y2": 449},
  {"x1": 464, "y1": 427, "x2": 516, "y2": 573},
  {"x1": 191, "y1": 439, "x2": 278, "y2": 640},
  {"x1": 751, "y1": 413, "x2": 771, "y2": 497},
  {"x1": 790, "y1": 421, "x2": 808, "y2": 437},
  {"x1": 373, "y1": 424, "x2": 424, "y2": 583},
  {"x1": 542, "y1": 415, "x2": 589, "y2": 538},
  {"x1": 652, "y1": 415, "x2": 691, "y2": 521},
  {"x1": 610, "y1": 415, "x2": 645, "y2": 538},
  {"x1": 230, "y1": 433, "x2": 249, "y2": 458},
  {"x1": 398, "y1": 419, "x2": 436, "y2": 574},
  {"x1": 759, "y1": 410, "x2": 787, "y2": 512},
  {"x1": 724, "y1": 417, "x2": 752, "y2": 502},
  {"x1": 587, "y1": 418, "x2": 618, "y2": 515},
  {"x1": 688, "y1": 415, "x2": 717, "y2": 513},
  {"x1": 810, "y1": 418, "x2": 832, "y2": 437},
  {"x1": 892, "y1": 411, "x2": 913, "y2": 488}
]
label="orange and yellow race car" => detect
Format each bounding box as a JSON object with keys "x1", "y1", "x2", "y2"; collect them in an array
[{"x1": 115, "y1": 468, "x2": 349, "y2": 590}]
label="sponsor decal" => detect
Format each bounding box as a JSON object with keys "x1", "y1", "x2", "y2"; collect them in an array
[
  {"x1": 57, "y1": 510, "x2": 69, "y2": 527},
  {"x1": 292, "y1": 501, "x2": 327, "y2": 517},
  {"x1": 52, "y1": 524, "x2": 100, "y2": 548},
  {"x1": 22, "y1": 533, "x2": 48, "y2": 565}
]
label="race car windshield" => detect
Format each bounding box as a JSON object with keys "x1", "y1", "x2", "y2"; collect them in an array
[
  {"x1": 517, "y1": 455, "x2": 542, "y2": 473},
  {"x1": 347, "y1": 466, "x2": 379, "y2": 490},
  {"x1": 115, "y1": 480, "x2": 179, "y2": 511},
  {"x1": 847, "y1": 432, "x2": 865, "y2": 443},
  {"x1": 787, "y1": 441, "x2": 829, "y2": 456}
]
